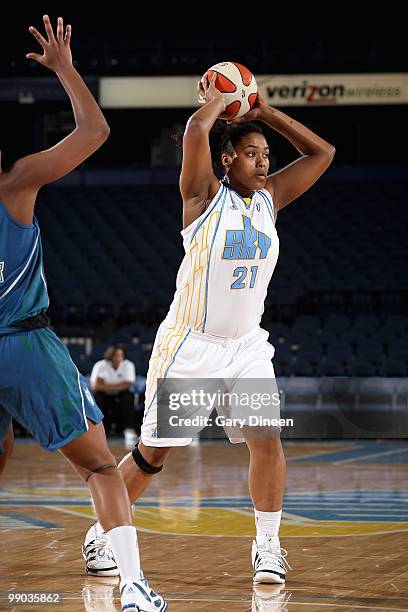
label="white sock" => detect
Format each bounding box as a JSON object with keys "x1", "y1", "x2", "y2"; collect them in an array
[
  {"x1": 106, "y1": 525, "x2": 140, "y2": 581},
  {"x1": 255, "y1": 509, "x2": 282, "y2": 545}
]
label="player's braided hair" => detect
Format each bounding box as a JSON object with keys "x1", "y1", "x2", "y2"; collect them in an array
[
  {"x1": 173, "y1": 120, "x2": 264, "y2": 171},
  {"x1": 209, "y1": 120, "x2": 264, "y2": 170}
]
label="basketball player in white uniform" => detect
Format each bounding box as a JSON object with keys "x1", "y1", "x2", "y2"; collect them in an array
[{"x1": 83, "y1": 74, "x2": 335, "y2": 587}]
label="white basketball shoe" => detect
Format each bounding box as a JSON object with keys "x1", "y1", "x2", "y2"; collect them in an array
[
  {"x1": 252, "y1": 536, "x2": 291, "y2": 584},
  {"x1": 120, "y1": 572, "x2": 168, "y2": 611},
  {"x1": 83, "y1": 523, "x2": 119, "y2": 577}
]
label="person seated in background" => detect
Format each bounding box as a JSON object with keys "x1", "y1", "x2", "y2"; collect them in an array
[{"x1": 90, "y1": 344, "x2": 138, "y2": 447}]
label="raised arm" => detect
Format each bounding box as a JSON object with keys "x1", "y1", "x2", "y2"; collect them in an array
[
  {"x1": 2, "y1": 15, "x2": 110, "y2": 224},
  {"x1": 233, "y1": 93, "x2": 335, "y2": 214},
  {"x1": 179, "y1": 74, "x2": 225, "y2": 229}
]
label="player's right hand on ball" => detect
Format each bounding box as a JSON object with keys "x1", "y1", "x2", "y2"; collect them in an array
[{"x1": 198, "y1": 73, "x2": 226, "y2": 111}]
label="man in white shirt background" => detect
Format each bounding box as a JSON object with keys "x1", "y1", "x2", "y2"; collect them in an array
[{"x1": 90, "y1": 344, "x2": 138, "y2": 447}]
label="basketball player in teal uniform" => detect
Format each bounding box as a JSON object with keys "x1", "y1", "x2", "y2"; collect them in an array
[
  {"x1": 0, "y1": 16, "x2": 166, "y2": 612},
  {"x1": 83, "y1": 72, "x2": 335, "y2": 593}
]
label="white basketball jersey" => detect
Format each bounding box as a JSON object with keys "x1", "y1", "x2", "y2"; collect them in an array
[{"x1": 165, "y1": 181, "x2": 279, "y2": 338}]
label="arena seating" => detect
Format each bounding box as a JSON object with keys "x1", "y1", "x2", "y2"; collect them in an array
[{"x1": 35, "y1": 180, "x2": 406, "y2": 377}]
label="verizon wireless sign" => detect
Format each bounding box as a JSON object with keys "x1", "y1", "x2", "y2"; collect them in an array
[
  {"x1": 100, "y1": 73, "x2": 407, "y2": 108},
  {"x1": 258, "y1": 73, "x2": 407, "y2": 106}
]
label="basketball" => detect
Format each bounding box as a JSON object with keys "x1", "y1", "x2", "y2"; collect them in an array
[{"x1": 201, "y1": 61, "x2": 258, "y2": 120}]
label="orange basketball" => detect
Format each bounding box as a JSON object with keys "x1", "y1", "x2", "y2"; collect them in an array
[{"x1": 201, "y1": 61, "x2": 258, "y2": 120}]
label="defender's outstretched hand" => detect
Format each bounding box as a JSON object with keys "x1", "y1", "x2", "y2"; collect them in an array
[{"x1": 26, "y1": 14, "x2": 72, "y2": 72}]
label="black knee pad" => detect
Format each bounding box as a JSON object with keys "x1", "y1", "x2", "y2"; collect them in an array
[{"x1": 132, "y1": 446, "x2": 163, "y2": 475}]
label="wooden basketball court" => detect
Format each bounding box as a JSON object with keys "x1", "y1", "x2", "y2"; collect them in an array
[{"x1": 1, "y1": 439, "x2": 407, "y2": 610}]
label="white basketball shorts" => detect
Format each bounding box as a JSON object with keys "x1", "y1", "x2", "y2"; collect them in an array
[{"x1": 141, "y1": 321, "x2": 279, "y2": 447}]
